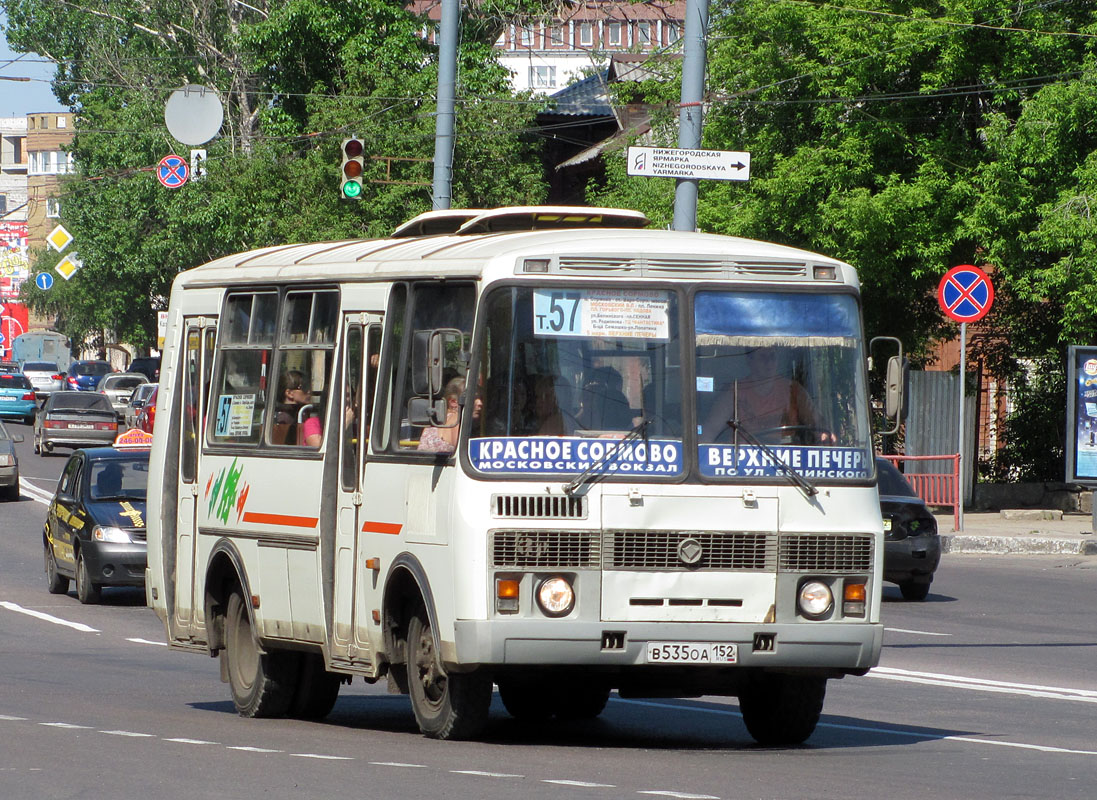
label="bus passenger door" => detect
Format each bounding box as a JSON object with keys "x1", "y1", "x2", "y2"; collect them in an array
[
  {"x1": 174, "y1": 320, "x2": 216, "y2": 632},
  {"x1": 333, "y1": 316, "x2": 381, "y2": 662}
]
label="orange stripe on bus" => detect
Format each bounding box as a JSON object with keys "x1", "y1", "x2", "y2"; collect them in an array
[
  {"x1": 361, "y1": 521, "x2": 402, "y2": 535},
  {"x1": 241, "y1": 511, "x2": 319, "y2": 528}
]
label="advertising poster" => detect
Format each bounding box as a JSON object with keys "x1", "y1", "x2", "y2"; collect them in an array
[
  {"x1": 1066, "y1": 346, "x2": 1097, "y2": 483},
  {"x1": 0, "y1": 221, "x2": 30, "y2": 300}
]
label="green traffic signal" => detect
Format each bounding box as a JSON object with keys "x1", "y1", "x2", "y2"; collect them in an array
[
  {"x1": 342, "y1": 180, "x2": 363, "y2": 199},
  {"x1": 340, "y1": 137, "x2": 365, "y2": 200}
]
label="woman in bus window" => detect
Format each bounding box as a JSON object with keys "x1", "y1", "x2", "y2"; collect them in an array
[
  {"x1": 276, "y1": 369, "x2": 322, "y2": 447},
  {"x1": 418, "y1": 376, "x2": 480, "y2": 454}
]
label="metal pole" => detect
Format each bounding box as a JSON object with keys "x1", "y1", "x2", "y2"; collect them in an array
[
  {"x1": 431, "y1": 0, "x2": 460, "y2": 210},
  {"x1": 671, "y1": 0, "x2": 709, "y2": 231},
  {"x1": 957, "y1": 322, "x2": 966, "y2": 532}
]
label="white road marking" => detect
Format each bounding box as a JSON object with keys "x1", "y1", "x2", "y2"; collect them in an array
[
  {"x1": 638, "y1": 792, "x2": 720, "y2": 799},
  {"x1": 453, "y1": 770, "x2": 524, "y2": 778},
  {"x1": 39, "y1": 722, "x2": 91, "y2": 729},
  {"x1": 0, "y1": 602, "x2": 99, "y2": 633},
  {"x1": 291, "y1": 753, "x2": 353, "y2": 760},
  {"x1": 163, "y1": 737, "x2": 218, "y2": 745},
  {"x1": 368, "y1": 762, "x2": 428, "y2": 768},
  {"x1": 100, "y1": 730, "x2": 155, "y2": 738},
  {"x1": 542, "y1": 779, "x2": 616, "y2": 787},
  {"x1": 885, "y1": 627, "x2": 952, "y2": 636},
  {"x1": 0, "y1": 715, "x2": 27, "y2": 721},
  {"x1": 227, "y1": 746, "x2": 283, "y2": 753},
  {"x1": 126, "y1": 637, "x2": 168, "y2": 646},
  {"x1": 870, "y1": 666, "x2": 1097, "y2": 701},
  {"x1": 18, "y1": 479, "x2": 53, "y2": 505}
]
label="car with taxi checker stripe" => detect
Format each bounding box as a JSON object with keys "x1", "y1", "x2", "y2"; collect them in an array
[{"x1": 44, "y1": 433, "x2": 152, "y2": 604}]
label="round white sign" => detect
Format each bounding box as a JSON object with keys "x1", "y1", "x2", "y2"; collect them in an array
[{"x1": 165, "y1": 85, "x2": 224, "y2": 145}]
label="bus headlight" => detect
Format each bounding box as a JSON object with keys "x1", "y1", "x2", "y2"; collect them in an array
[
  {"x1": 93, "y1": 525, "x2": 132, "y2": 543},
  {"x1": 798, "y1": 580, "x2": 833, "y2": 618},
  {"x1": 536, "y1": 576, "x2": 575, "y2": 617}
]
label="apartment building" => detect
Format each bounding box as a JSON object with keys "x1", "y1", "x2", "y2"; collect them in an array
[
  {"x1": 25, "y1": 110, "x2": 75, "y2": 248},
  {"x1": 1, "y1": 116, "x2": 29, "y2": 301}
]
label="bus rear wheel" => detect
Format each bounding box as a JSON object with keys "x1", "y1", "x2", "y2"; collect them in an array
[
  {"x1": 223, "y1": 590, "x2": 298, "y2": 718},
  {"x1": 738, "y1": 673, "x2": 826, "y2": 746},
  {"x1": 407, "y1": 606, "x2": 491, "y2": 740}
]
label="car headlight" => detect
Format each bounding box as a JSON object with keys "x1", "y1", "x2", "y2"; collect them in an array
[
  {"x1": 93, "y1": 525, "x2": 132, "y2": 543},
  {"x1": 0, "y1": 454, "x2": 14, "y2": 467},
  {"x1": 536, "y1": 576, "x2": 575, "y2": 617},
  {"x1": 798, "y1": 580, "x2": 833, "y2": 618}
]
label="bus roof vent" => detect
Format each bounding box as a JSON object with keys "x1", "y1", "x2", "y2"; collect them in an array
[
  {"x1": 643, "y1": 257, "x2": 725, "y2": 274},
  {"x1": 456, "y1": 206, "x2": 649, "y2": 235},
  {"x1": 731, "y1": 262, "x2": 809, "y2": 278},
  {"x1": 390, "y1": 209, "x2": 487, "y2": 238},
  {"x1": 558, "y1": 256, "x2": 639, "y2": 273},
  {"x1": 492, "y1": 493, "x2": 588, "y2": 520}
]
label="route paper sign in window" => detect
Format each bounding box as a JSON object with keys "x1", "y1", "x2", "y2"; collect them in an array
[{"x1": 532, "y1": 289, "x2": 670, "y2": 340}]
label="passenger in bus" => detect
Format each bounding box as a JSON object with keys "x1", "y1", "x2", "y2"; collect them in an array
[
  {"x1": 418, "y1": 376, "x2": 476, "y2": 454},
  {"x1": 703, "y1": 347, "x2": 828, "y2": 444},
  {"x1": 533, "y1": 374, "x2": 576, "y2": 436},
  {"x1": 275, "y1": 369, "x2": 323, "y2": 447}
]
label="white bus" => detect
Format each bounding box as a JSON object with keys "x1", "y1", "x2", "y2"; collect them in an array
[{"x1": 146, "y1": 206, "x2": 898, "y2": 744}]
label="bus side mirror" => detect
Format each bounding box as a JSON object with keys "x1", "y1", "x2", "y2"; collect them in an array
[
  {"x1": 885, "y1": 355, "x2": 909, "y2": 423},
  {"x1": 411, "y1": 330, "x2": 445, "y2": 398},
  {"x1": 408, "y1": 396, "x2": 447, "y2": 427}
]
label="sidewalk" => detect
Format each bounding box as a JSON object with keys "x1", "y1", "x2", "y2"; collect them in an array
[{"x1": 935, "y1": 510, "x2": 1097, "y2": 555}]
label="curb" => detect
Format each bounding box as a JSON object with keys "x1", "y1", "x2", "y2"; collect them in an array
[{"x1": 942, "y1": 535, "x2": 1097, "y2": 556}]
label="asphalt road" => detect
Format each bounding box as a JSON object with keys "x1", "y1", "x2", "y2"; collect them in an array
[{"x1": 2, "y1": 422, "x2": 1095, "y2": 800}]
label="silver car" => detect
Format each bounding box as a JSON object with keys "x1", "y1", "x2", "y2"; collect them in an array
[
  {"x1": 34, "y1": 391, "x2": 118, "y2": 455},
  {"x1": 98, "y1": 373, "x2": 148, "y2": 420},
  {"x1": 21, "y1": 361, "x2": 65, "y2": 398},
  {"x1": 124, "y1": 383, "x2": 157, "y2": 429},
  {"x1": 0, "y1": 419, "x2": 22, "y2": 501}
]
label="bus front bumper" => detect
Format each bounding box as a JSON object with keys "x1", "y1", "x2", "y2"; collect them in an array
[{"x1": 453, "y1": 619, "x2": 882, "y2": 673}]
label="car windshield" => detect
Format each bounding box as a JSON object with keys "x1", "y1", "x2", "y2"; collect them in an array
[
  {"x1": 876, "y1": 458, "x2": 919, "y2": 497},
  {"x1": 105, "y1": 375, "x2": 145, "y2": 390},
  {"x1": 0, "y1": 375, "x2": 32, "y2": 390},
  {"x1": 24, "y1": 362, "x2": 58, "y2": 372},
  {"x1": 89, "y1": 457, "x2": 149, "y2": 501},
  {"x1": 51, "y1": 394, "x2": 112, "y2": 411},
  {"x1": 73, "y1": 362, "x2": 112, "y2": 376}
]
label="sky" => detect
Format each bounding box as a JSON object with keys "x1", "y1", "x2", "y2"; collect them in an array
[{"x1": 1, "y1": 10, "x2": 65, "y2": 116}]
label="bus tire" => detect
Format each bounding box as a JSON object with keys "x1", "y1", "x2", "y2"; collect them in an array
[
  {"x1": 223, "y1": 591, "x2": 298, "y2": 718},
  {"x1": 899, "y1": 580, "x2": 931, "y2": 601},
  {"x1": 44, "y1": 541, "x2": 69, "y2": 595},
  {"x1": 407, "y1": 606, "x2": 491, "y2": 740},
  {"x1": 289, "y1": 653, "x2": 341, "y2": 720},
  {"x1": 75, "y1": 551, "x2": 101, "y2": 604},
  {"x1": 498, "y1": 679, "x2": 555, "y2": 721},
  {"x1": 738, "y1": 673, "x2": 826, "y2": 746},
  {"x1": 555, "y1": 682, "x2": 611, "y2": 720}
]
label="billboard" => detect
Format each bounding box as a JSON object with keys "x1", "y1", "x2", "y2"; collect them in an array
[
  {"x1": 1065, "y1": 346, "x2": 1097, "y2": 483},
  {"x1": 0, "y1": 221, "x2": 30, "y2": 300}
]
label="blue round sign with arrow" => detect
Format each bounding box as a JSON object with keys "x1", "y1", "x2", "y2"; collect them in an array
[{"x1": 36, "y1": 272, "x2": 54, "y2": 291}]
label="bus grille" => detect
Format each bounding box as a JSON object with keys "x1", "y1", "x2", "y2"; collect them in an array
[
  {"x1": 492, "y1": 494, "x2": 587, "y2": 520},
  {"x1": 603, "y1": 531, "x2": 776, "y2": 571},
  {"x1": 491, "y1": 530, "x2": 600, "y2": 568},
  {"x1": 778, "y1": 533, "x2": 873, "y2": 572}
]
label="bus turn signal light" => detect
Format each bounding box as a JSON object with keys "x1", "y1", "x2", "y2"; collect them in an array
[
  {"x1": 843, "y1": 581, "x2": 866, "y2": 617},
  {"x1": 496, "y1": 579, "x2": 520, "y2": 613}
]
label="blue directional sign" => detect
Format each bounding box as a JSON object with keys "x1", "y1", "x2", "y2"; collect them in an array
[
  {"x1": 938, "y1": 264, "x2": 994, "y2": 323},
  {"x1": 35, "y1": 272, "x2": 54, "y2": 291},
  {"x1": 157, "y1": 154, "x2": 190, "y2": 189}
]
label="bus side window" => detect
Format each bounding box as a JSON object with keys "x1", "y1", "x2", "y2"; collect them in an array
[
  {"x1": 269, "y1": 290, "x2": 339, "y2": 448},
  {"x1": 208, "y1": 292, "x2": 277, "y2": 446}
]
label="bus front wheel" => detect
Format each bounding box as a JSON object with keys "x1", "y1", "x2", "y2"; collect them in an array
[
  {"x1": 407, "y1": 606, "x2": 491, "y2": 740},
  {"x1": 738, "y1": 673, "x2": 826, "y2": 746},
  {"x1": 223, "y1": 591, "x2": 298, "y2": 718}
]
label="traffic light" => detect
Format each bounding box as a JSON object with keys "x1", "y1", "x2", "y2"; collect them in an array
[{"x1": 340, "y1": 137, "x2": 364, "y2": 199}]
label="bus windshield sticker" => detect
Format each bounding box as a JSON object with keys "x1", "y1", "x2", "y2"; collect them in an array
[
  {"x1": 532, "y1": 289, "x2": 670, "y2": 340},
  {"x1": 470, "y1": 436, "x2": 683, "y2": 476},
  {"x1": 699, "y1": 444, "x2": 870, "y2": 479},
  {"x1": 214, "y1": 393, "x2": 256, "y2": 437}
]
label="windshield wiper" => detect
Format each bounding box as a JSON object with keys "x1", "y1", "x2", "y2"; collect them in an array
[
  {"x1": 724, "y1": 418, "x2": 818, "y2": 498},
  {"x1": 563, "y1": 417, "x2": 652, "y2": 496}
]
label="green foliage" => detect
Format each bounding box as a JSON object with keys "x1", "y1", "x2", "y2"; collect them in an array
[{"x1": 983, "y1": 353, "x2": 1066, "y2": 482}]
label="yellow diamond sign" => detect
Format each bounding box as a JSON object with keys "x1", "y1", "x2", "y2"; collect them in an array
[
  {"x1": 55, "y1": 254, "x2": 83, "y2": 280},
  {"x1": 46, "y1": 224, "x2": 73, "y2": 253}
]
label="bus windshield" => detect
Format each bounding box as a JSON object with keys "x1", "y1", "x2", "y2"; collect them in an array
[
  {"x1": 470, "y1": 285, "x2": 684, "y2": 478},
  {"x1": 694, "y1": 290, "x2": 872, "y2": 480}
]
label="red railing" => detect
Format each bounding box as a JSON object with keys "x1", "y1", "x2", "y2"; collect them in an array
[{"x1": 880, "y1": 453, "x2": 961, "y2": 532}]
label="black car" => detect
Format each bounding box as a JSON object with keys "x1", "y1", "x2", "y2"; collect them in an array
[
  {"x1": 127, "y1": 356, "x2": 161, "y2": 382},
  {"x1": 877, "y1": 456, "x2": 941, "y2": 601},
  {"x1": 44, "y1": 446, "x2": 150, "y2": 603}
]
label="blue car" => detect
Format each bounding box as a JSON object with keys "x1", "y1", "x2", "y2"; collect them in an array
[
  {"x1": 0, "y1": 374, "x2": 39, "y2": 424},
  {"x1": 65, "y1": 360, "x2": 114, "y2": 391}
]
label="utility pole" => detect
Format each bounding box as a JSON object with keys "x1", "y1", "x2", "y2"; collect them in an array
[
  {"x1": 432, "y1": 0, "x2": 460, "y2": 211},
  {"x1": 672, "y1": 0, "x2": 710, "y2": 231}
]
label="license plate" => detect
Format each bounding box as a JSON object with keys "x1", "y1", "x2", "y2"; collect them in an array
[
  {"x1": 120, "y1": 395, "x2": 131, "y2": 403},
  {"x1": 0, "y1": 396, "x2": 14, "y2": 402},
  {"x1": 646, "y1": 642, "x2": 738, "y2": 664},
  {"x1": 882, "y1": 519, "x2": 892, "y2": 531},
  {"x1": 68, "y1": 423, "x2": 94, "y2": 429}
]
